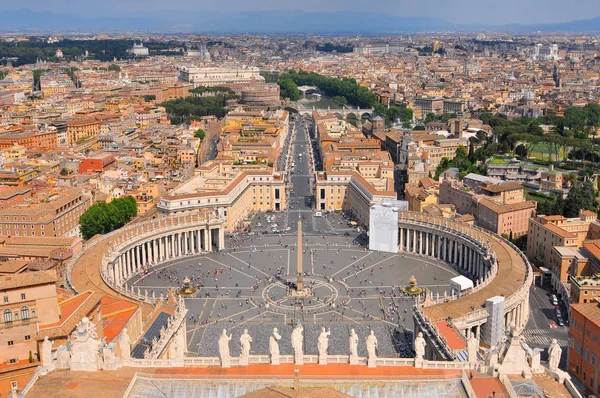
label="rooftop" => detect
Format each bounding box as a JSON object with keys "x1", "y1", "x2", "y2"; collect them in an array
[{"x1": 0, "y1": 269, "x2": 57, "y2": 290}]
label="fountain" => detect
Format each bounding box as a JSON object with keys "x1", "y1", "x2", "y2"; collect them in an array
[
  {"x1": 403, "y1": 275, "x2": 423, "y2": 295},
  {"x1": 177, "y1": 276, "x2": 198, "y2": 296}
]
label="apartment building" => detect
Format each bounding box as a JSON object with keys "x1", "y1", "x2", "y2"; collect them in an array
[
  {"x1": 570, "y1": 274, "x2": 600, "y2": 304},
  {"x1": 404, "y1": 177, "x2": 439, "y2": 213},
  {"x1": 439, "y1": 176, "x2": 536, "y2": 237},
  {"x1": 0, "y1": 189, "x2": 91, "y2": 238},
  {"x1": 66, "y1": 119, "x2": 101, "y2": 146},
  {"x1": 0, "y1": 271, "x2": 60, "y2": 397},
  {"x1": 527, "y1": 211, "x2": 597, "y2": 268},
  {"x1": 0, "y1": 130, "x2": 58, "y2": 150},
  {"x1": 568, "y1": 299, "x2": 600, "y2": 396}
]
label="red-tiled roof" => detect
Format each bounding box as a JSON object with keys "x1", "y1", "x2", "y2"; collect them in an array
[{"x1": 433, "y1": 321, "x2": 467, "y2": 350}]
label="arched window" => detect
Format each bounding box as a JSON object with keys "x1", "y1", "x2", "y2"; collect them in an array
[
  {"x1": 21, "y1": 306, "x2": 29, "y2": 320},
  {"x1": 3, "y1": 309, "x2": 12, "y2": 323}
]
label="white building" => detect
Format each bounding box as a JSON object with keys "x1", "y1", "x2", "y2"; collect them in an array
[
  {"x1": 532, "y1": 44, "x2": 559, "y2": 60},
  {"x1": 132, "y1": 42, "x2": 149, "y2": 57}
]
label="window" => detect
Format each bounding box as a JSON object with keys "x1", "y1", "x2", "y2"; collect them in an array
[
  {"x1": 7, "y1": 340, "x2": 13, "y2": 346},
  {"x1": 3, "y1": 296, "x2": 7, "y2": 304},
  {"x1": 24, "y1": 335, "x2": 30, "y2": 341},
  {"x1": 4, "y1": 309, "x2": 12, "y2": 323},
  {"x1": 20, "y1": 293, "x2": 25, "y2": 301},
  {"x1": 584, "y1": 347, "x2": 589, "y2": 361},
  {"x1": 8, "y1": 359, "x2": 16, "y2": 364},
  {"x1": 11, "y1": 381, "x2": 17, "y2": 390},
  {"x1": 21, "y1": 307, "x2": 29, "y2": 320}
]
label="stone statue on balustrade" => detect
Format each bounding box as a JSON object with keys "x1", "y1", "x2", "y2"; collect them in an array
[
  {"x1": 270, "y1": 327, "x2": 282, "y2": 365},
  {"x1": 42, "y1": 336, "x2": 54, "y2": 368},
  {"x1": 547, "y1": 338, "x2": 562, "y2": 372},
  {"x1": 70, "y1": 317, "x2": 102, "y2": 371},
  {"x1": 239, "y1": 329, "x2": 253, "y2": 366},
  {"x1": 414, "y1": 331, "x2": 427, "y2": 360},
  {"x1": 55, "y1": 345, "x2": 70, "y2": 369},
  {"x1": 218, "y1": 329, "x2": 232, "y2": 368},
  {"x1": 100, "y1": 340, "x2": 119, "y2": 371},
  {"x1": 317, "y1": 327, "x2": 331, "y2": 365},
  {"x1": 349, "y1": 328, "x2": 359, "y2": 365},
  {"x1": 119, "y1": 328, "x2": 132, "y2": 360},
  {"x1": 467, "y1": 332, "x2": 478, "y2": 363},
  {"x1": 366, "y1": 330, "x2": 378, "y2": 368},
  {"x1": 291, "y1": 323, "x2": 304, "y2": 365}
]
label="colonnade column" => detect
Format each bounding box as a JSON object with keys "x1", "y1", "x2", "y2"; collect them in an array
[{"x1": 399, "y1": 228, "x2": 404, "y2": 251}]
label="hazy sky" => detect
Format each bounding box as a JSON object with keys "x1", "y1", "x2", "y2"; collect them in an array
[{"x1": 3, "y1": 0, "x2": 600, "y2": 25}]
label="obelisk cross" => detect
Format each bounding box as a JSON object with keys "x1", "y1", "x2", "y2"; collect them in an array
[{"x1": 296, "y1": 220, "x2": 303, "y2": 292}]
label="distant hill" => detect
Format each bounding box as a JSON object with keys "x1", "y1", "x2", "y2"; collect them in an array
[
  {"x1": 0, "y1": 9, "x2": 453, "y2": 33},
  {"x1": 1, "y1": 8, "x2": 600, "y2": 33}
]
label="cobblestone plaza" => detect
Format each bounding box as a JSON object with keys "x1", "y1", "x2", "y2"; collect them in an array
[{"x1": 129, "y1": 232, "x2": 460, "y2": 357}]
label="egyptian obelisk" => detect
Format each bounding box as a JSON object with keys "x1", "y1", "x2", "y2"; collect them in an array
[{"x1": 296, "y1": 220, "x2": 303, "y2": 292}]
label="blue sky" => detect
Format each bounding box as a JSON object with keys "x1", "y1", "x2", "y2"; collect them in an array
[{"x1": 2, "y1": 0, "x2": 600, "y2": 25}]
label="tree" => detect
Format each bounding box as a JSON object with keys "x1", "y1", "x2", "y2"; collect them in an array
[
  {"x1": 563, "y1": 181, "x2": 596, "y2": 218},
  {"x1": 332, "y1": 95, "x2": 347, "y2": 106},
  {"x1": 424, "y1": 112, "x2": 436, "y2": 124},
  {"x1": 277, "y1": 77, "x2": 299, "y2": 101},
  {"x1": 194, "y1": 128, "x2": 206, "y2": 140},
  {"x1": 514, "y1": 144, "x2": 528, "y2": 158},
  {"x1": 526, "y1": 119, "x2": 543, "y2": 136},
  {"x1": 142, "y1": 94, "x2": 156, "y2": 102},
  {"x1": 107, "y1": 64, "x2": 121, "y2": 72},
  {"x1": 468, "y1": 140, "x2": 475, "y2": 163},
  {"x1": 79, "y1": 196, "x2": 138, "y2": 240}
]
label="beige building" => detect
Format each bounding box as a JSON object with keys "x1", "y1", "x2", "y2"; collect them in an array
[
  {"x1": 527, "y1": 211, "x2": 597, "y2": 268},
  {"x1": 0, "y1": 271, "x2": 60, "y2": 396},
  {"x1": 404, "y1": 177, "x2": 439, "y2": 213},
  {"x1": 66, "y1": 119, "x2": 101, "y2": 145},
  {"x1": 157, "y1": 161, "x2": 286, "y2": 231}
]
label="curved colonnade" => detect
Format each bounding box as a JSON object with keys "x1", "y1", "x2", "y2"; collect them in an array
[
  {"x1": 397, "y1": 212, "x2": 532, "y2": 341},
  {"x1": 65, "y1": 210, "x2": 532, "y2": 358},
  {"x1": 65, "y1": 211, "x2": 226, "y2": 305}
]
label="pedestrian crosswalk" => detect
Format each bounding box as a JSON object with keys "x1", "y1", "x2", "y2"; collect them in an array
[{"x1": 522, "y1": 329, "x2": 568, "y2": 348}]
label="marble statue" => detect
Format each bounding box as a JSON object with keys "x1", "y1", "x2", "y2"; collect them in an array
[
  {"x1": 42, "y1": 336, "x2": 53, "y2": 367},
  {"x1": 291, "y1": 324, "x2": 304, "y2": 357},
  {"x1": 218, "y1": 329, "x2": 232, "y2": 367},
  {"x1": 467, "y1": 333, "x2": 478, "y2": 363},
  {"x1": 270, "y1": 327, "x2": 282, "y2": 365},
  {"x1": 366, "y1": 330, "x2": 378, "y2": 367},
  {"x1": 270, "y1": 327, "x2": 281, "y2": 355},
  {"x1": 70, "y1": 317, "x2": 102, "y2": 371},
  {"x1": 240, "y1": 329, "x2": 253, "y2": 364},
  {"x1": 414, "y1": 332, "x2": 427, "y2": 360},
  {"x1": 119, "y1": 328, "x2": 132, "y2": 360},
  {"x1": 349, "y1": 328, "x2": 359, "y2": 357},
  {"x1": 317, "y1": 327, "x2": 331, "y2": 356},
  {"x1": 548, "y1": 338, "x2": 562, "y2": 372}
]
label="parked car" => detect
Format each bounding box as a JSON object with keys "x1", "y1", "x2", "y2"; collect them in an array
[{"x1": 551, "y1": 295, "x2": 558, "y2": 306}]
